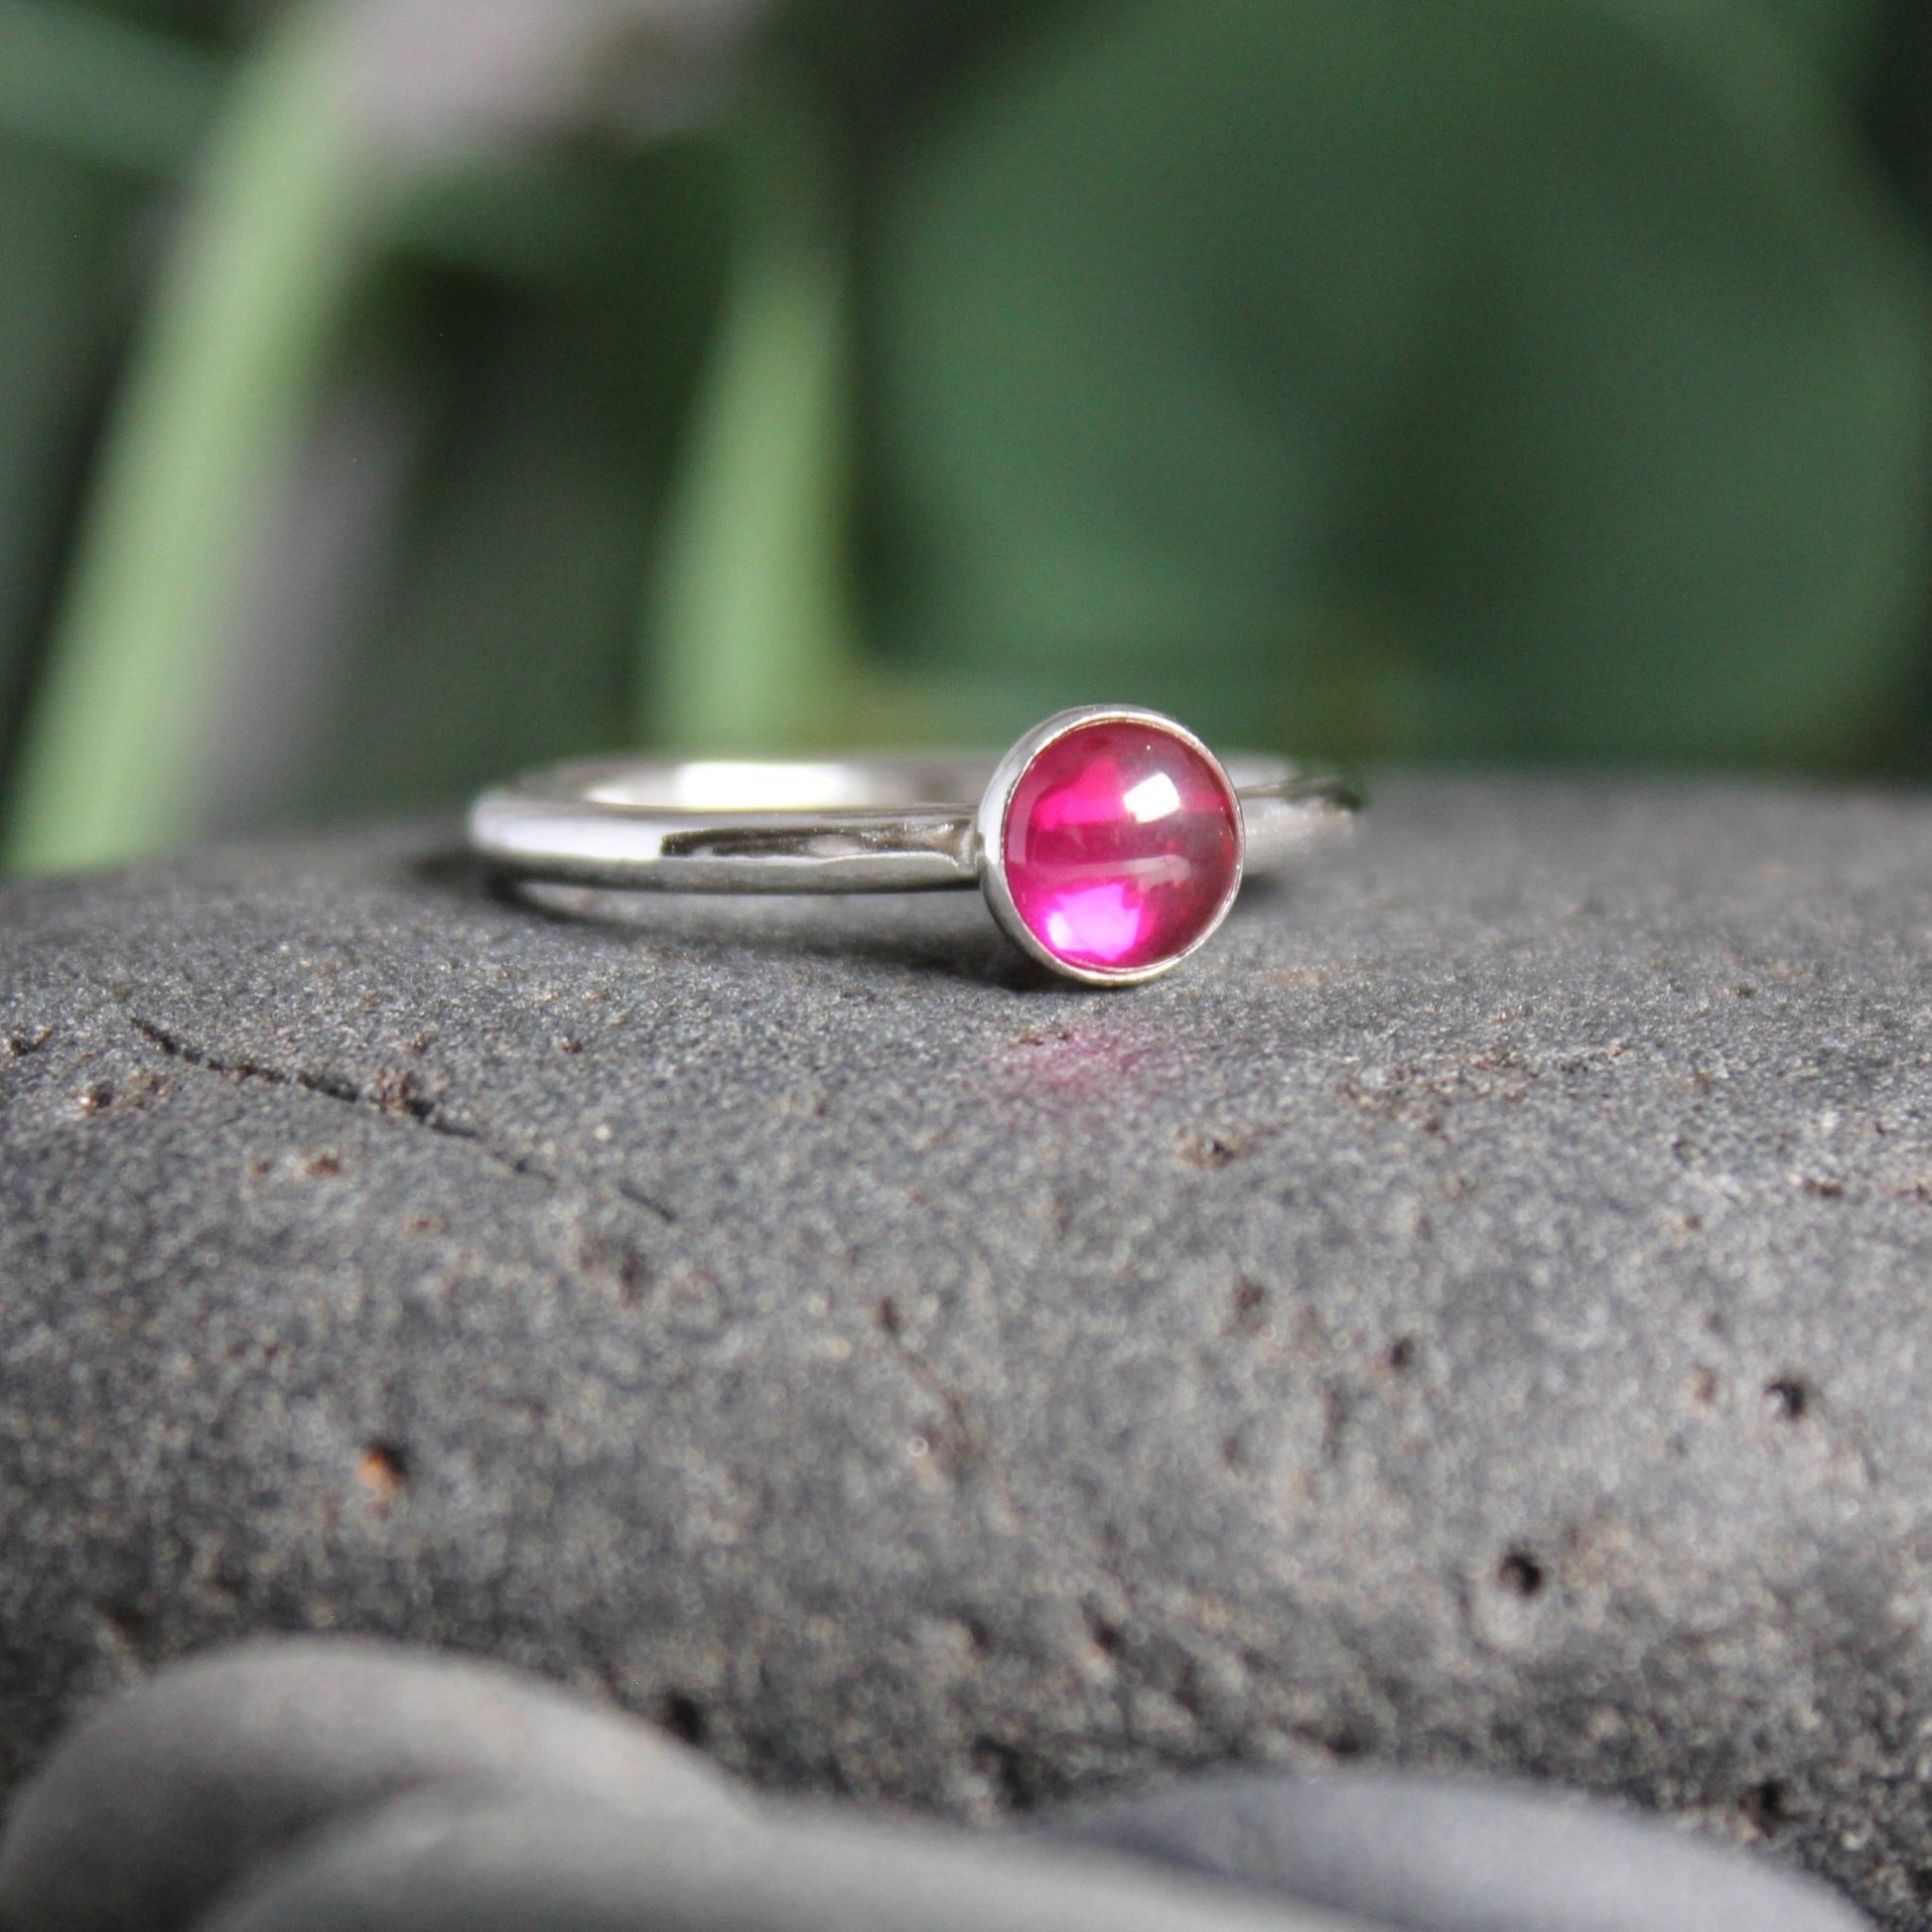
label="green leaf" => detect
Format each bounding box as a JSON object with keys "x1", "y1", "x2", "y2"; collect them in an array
[{"x1": 864, "y1": 0, "x2": 1932, "y2": 765}]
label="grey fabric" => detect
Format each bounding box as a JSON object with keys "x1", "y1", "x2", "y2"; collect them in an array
[
  {"x1": 2, "y1": 780, "x2": 1930, "y2": 1921},
  {"x1": 0, "y1": 1639, "x2": 745, "y2": 1932},
  {"x1": 1048, "y1": 1771, "x2": 1871, "y2": 1932},
  {"x1": 0, "y1": 1641, "x2": 1872, "y2": 1932},
  {"x1": 190, "y1": 1796, "x2": 1377, "y2": 1932}
]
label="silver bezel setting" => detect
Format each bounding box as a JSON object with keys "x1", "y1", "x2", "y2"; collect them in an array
[{"x1": 973, "y1": 705, "x2": 1246, "y2": 988}]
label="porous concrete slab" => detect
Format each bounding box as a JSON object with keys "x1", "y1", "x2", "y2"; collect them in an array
[{"x1": 2, "y1": 780, "x2": 1931, "y2": 1920}]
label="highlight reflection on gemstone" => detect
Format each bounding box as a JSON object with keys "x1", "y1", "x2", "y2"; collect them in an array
[{"x1": 1002, "y1": 719, "x2": 1241, "y2": 974}]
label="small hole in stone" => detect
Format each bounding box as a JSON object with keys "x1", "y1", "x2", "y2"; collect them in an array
[
  {"x1": 660, "y1": 1691, "x2": 708, "y2": 1747},
  {"x1": 303, "y1": 1151, "x2": 344, "y2": 1179},
  {"x1": 1084, "y1": 1610, "x2": 1124, "y2": 1657},
  {"x1": 1764, "y1": 1377, "x2": 1811, "y2": 1422},
  {"x1": 1229, "y1": 1280, "x2": 1269, "y2": 1333},
  {"x1": 94, "y1": 1600, "x2": 152, "y2": 1653},
  {"x1": 1386, "y1": 1335, "x2": 1417, "y2": 1373},
  {"x1": 1182, "y1": 1131, "x2": 1245, "y2": 1169},
  {"x1": 355, "y1": 1443, "x2": 409, "y2": 1509},
  {"x1": 1496, "y1": 1552, "x2": 1545, "y2": 1597},
  {"x1": 970, "y1": 1737, "x2": 1035, "y2": 1809},
  {"x1": 875, "y1": 1297, "x2": 902, "y2": 1336},
  {"x1": 1739, "y1": 1778, "x2": 1791, "y2": 1836}
]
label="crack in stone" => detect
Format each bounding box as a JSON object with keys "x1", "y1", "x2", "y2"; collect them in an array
[
  {"x1": 874, "y1": 1296, "x2": 978, "y2": 1477},
  {"x1": 125, "y1": 1013, "x2": 550, "y2": 1181},
  {"x1": 614, "y1": 1176, "x2": 677, "y2": 1224}
]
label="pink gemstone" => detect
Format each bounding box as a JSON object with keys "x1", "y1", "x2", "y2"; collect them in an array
[{"x1": 1002, "y1": 719, "x2": 1241, "y2": 974}]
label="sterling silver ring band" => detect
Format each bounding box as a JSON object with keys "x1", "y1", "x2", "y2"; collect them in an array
[{"x1": 469, "y1": 705, "x2": 1359, "y2": 985}]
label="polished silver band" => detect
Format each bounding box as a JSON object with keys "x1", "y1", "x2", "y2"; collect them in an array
[{"x1": 469, "y1": 751, "x2": 1357, "y2": 895}]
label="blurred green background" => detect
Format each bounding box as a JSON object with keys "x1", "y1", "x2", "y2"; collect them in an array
[{"x1": 4, "y1": 0, "x2": 1932, "y2": 873}]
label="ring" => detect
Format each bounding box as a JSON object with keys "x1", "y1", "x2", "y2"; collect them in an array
[{"x1": 468, "y1": 705, "x2": 1360, "y2": 986}]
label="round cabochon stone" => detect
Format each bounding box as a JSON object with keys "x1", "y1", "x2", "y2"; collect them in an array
[{"x1": 1001, "y1": 717, "x2": 1241, "y2": 974}]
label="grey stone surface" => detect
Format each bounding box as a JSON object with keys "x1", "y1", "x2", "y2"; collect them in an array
[
  {"x1": 0, "y1": 1637, "x2": 746, "y2": 1932},
  {"x1": 3, "y1": 779, "x2": 1932, "y2": 1920},
  {"x1": 1049, "y1": 1768, "x2": 1872, "y2": 1932}
]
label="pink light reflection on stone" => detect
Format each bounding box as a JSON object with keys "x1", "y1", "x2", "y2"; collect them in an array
[{"x1": 1040, "y1": 882, "x2": 1147, "y2": 965}]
